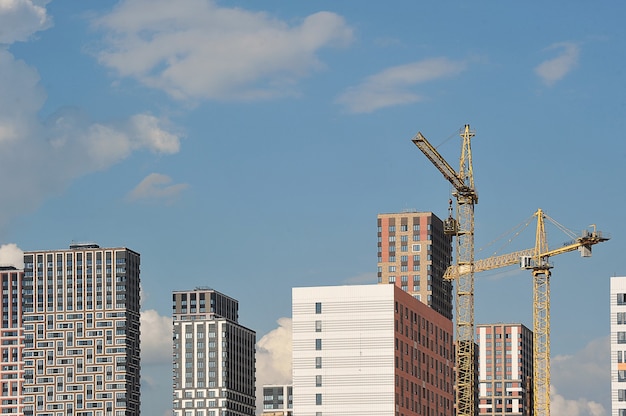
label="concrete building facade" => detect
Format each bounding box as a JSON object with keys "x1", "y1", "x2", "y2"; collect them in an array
[
  {"x1": 377, "y1": 211, "x2": 453, "y2": 319},
  {"x1": 22, "y1": 244, "x2": 141, "y2": 416},
  {"x1": 477, "y1": 323, "x2": 533, "y2": 416},
  {"x1": 611, "y1": 276, "x2": 626, "y2": 416},
  {"x1": 172, "y1": 288, "x2": 256, "y2": 416},
  {"x1": 0, "y1": 267, "x2": 25, "y2": 416},
  {"x1": 261, "y1": 384, "x2": 292, "y2": 416},
  {"x1": 292, "y1": 284, "x2": 454, "y2": 416}
]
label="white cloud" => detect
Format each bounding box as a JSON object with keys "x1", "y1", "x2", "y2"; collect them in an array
[
  {"x1": 93, "y1": 0, "x2": 353, "y2": 101},
  {"x1": 0, "y1": 2, "x2": 184, "y2": 231},
  {"x1": 0, "y1": 0, "x2": 52, "y2": 44},
  {"x1": 336, "y1": 57, "x2": 468, "y2": 113},
  {"x1": 256, "y1": 318, "x2": 292, "y2": 411},
  {"x1": 0, "y1": 244, "x2": 24, "y2": 269},
  {"x1": 128, "y1": 173, "x2": 189, "y2": 202},
  {"x1": 550, "y1": 336, "x2": 609, "y2": 415},
  {"x1": 0, "y1": 50, "x2": 182, "y2": 228},
  {"x1": 551, "y1": 385, "x2": 606, "y2": 416},
  {"x1": 140, "y1": 309, "x2": 172, "y2": 365},
  {"x1": 535, "y1": 42, "x2": 580, "y2": 86}
]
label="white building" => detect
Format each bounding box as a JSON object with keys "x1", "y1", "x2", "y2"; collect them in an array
[
  {"x1": 292, "y1": 284, "x2": 454, "y2": 416},
  {"x1": 611, "y1": 277, "x2": 626, "y2": 416}
]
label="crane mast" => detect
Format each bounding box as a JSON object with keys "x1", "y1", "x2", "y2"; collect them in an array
[
  {"x1": 532, "y1": 209, "x2": 551, "y2": 416},
  {"x1": 413, "y1": 124, "x2": 477, "y2": 416}
]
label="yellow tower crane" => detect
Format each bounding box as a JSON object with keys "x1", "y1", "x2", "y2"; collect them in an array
[
  {"x1": 445, "y1": 208, "x2": 609, "y2": 416},
  {"x1": 412, "y1": 124, "x2": 477, "y2": 416}
]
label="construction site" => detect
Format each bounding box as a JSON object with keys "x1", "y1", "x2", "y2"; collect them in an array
[{"x1": 413, "y1": 124, "x2": 610, "y2": 416}]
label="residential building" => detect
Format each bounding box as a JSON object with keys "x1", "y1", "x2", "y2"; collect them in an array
[
  {"x1": 611, "y1": 276, "x2": 626, "y2": 416},
  {"x1": 261, "y1": 385, "x2": 292, "y2": 416},
  {"x1": 0, "y1": 266, "x2": 25, "y2": 416},
  {"x1": 22, "y1": 243, "x2": 141, "y2": 416},
  {"x1": 172, "y1": 288, "x2": 256, "y2": 416},
  {"x1": 477, "y1": 323, "x2": 533, "y2": 416},
  {"x1": 377, "y1": 211, "x2": 453, "y2": 319},
  {"x1": 292, "y1": 284, "x2": 454, "y2": 416}
]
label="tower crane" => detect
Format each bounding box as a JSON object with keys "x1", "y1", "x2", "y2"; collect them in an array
[
  {"x1": 412, "y1": 124, "x2": 477, "y2": 416},
  {"x1": 445, "y1": 208, "x2": 609, "y2": 416}
]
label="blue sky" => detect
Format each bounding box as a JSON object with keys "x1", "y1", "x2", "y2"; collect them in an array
[{"x1": 0, "y1": 1, "x2": 624, "y2": 415}]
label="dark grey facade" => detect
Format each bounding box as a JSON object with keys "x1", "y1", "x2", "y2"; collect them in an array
[{"x1": 172, "y1": 288, "x2": 256, "y2": 416}]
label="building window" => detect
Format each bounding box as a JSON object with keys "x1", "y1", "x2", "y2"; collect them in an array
[
  {"x1": 316, "y1": 393, "x2": 322, "y2": 405},
  {"x1": 388, "y1": 266, "x2": 396, "y2": 272},
  {"x1": 315, "y1": 302, "x2": 322, "y2": 314},
  {"x1": 400, "y1": 225, "x2": 408, "y2": 232},
  {"x1": 619, "y1": 389, "x2": 626, "y2": 401},
  {"x1": 389, "y1": 226, "x2": 395, "y2": 232},
  {"x1": 618, "y1": 332, "x2": 626, "y2": 344},
  {"x1": 619, "y1": 312, "x2": 626, "y2": 325},
  {"x1": 315, "y1": 339, "x2": 322, "y2": 350},
  {"x1": 315, "y1": 320, "x2": 322, "y2": 332},
  {"x1": 315, "y1": 357, "x2": 322, "y2": 368},
  {"x1": 619, "y1": 294, "x2": 626, "y2": 305},
  {"x1": 316, "y1": 375, "x2": 322, "y2": 387},
  {"x1": 412, "y1": 244, "x2": 421, "y2": 252},
  {"x1": 619, "y1": 370, "x2": 626, "y2": 382}
]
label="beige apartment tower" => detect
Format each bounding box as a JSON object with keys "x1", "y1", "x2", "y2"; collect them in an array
[
  {"x1": 22, "y1": 244, "x2": 141, "y2": 416},
  {"x1": 477, "y1": 323, "x2": 533, "y2": 416},
  {"x1": 377, "y1": 211, "x2": 453, "y2": 319}
]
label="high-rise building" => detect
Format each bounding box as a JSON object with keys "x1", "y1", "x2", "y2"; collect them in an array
[
  {"x1": 0, "y1": 266, "x2": 25, "y2": 416},
  {"x1": 377, "y1": 211, "x2": 453, "y2": 319},
  {"x1": 172, "y1": 288, "x2": 256, "y2": 416},
  {"x1": 610, "y1": 276, "x2": 626, "y2": 416},
  {"x1": 261, "y1": 384, "x2": 292, "y2": 416},
  {"x1": 477, "y1": 323, "x2": 533, "y2": 416},
  {"x1": 292, "y1": 284, "x2": 454, "y2": 416},
  {"x1": 22, "y1": 243, "x2": 141, "y2": 416}
]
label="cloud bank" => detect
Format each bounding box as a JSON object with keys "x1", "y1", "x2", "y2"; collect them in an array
[
  {"x1": 0, "y1": 244, "x2": 24, "y2": 269},
  {"x1": 140, "y1": 309, "x2": 172, "y2": 365},
  {"x1": 0, "y1": 0, "x2": 52, "y2": 44},
  {"x1": 551, "y1": 336, "x2": 609, "y2": 416},
  {"x1": 93, "y1": 0, "x2": 354, "y2": 101},
  {"x1": 0, "y1": 1, "x2": 182, "y2": 229},
  {"x1": 256, "y1": 317, "x2": 293, "y2": 411}
]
